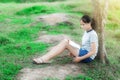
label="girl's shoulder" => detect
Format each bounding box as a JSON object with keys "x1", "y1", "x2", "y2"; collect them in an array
[{"x1": 89, "y1": 30, "x2": 98, "y2": 37}]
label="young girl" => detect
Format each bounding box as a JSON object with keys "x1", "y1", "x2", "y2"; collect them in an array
[{"x1": 33, "y1": 15, "x2": 98, "y2": 64}]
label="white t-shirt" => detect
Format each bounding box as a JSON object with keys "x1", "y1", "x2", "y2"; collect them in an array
[{"x1": 81, "y1": 30, "x2": 98, "y2": 59}]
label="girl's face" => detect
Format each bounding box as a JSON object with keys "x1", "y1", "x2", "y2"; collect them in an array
[{"x1": 80, "y1": 20, "x2": 91, "y2": 31}]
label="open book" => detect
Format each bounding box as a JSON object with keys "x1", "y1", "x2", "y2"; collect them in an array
[{"x1": 69, "y1": 40, "x2": 80, "y2": 49}]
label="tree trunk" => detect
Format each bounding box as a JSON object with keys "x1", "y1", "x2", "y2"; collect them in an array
[{"x1": 92, "y1": 0, "x2": 109, "y2": 64}]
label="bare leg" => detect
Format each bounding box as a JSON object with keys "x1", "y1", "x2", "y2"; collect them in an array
[{"x1": 33, "y1": 39, "x2": 79, "y2": 63}]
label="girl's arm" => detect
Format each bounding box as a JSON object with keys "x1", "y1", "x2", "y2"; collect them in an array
[{"x1": 73, "y1": 42, "x2": 96, "y2": 62}]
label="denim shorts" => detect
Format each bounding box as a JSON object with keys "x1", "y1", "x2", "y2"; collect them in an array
[{"x1": 79, "y1": 48, "x2": 93, "y2": 63}]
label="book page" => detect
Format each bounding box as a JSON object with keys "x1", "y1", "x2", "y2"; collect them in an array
[{"x1": 69, "y1": 40, "x2": 80, "y2": 49}]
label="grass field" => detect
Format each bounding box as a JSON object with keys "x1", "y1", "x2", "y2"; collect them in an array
[{"x1": 0, "y1": 0, "x2": 120, "y2": 80}]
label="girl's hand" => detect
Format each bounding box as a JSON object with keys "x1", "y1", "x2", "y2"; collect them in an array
[{"x1": 73, "y1": 57, "x2": 82, "y2": 63}]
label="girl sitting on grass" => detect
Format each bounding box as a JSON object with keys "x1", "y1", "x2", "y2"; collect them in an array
[{"x1": 33, "y1": 15, "x2": 98, "y2": 64}]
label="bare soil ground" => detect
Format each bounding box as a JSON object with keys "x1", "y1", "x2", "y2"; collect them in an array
[
  {"x1": 36, "y1": 13, "x2": 70, "y2": 26},
  {"x1": 17, "y1": 63, "x2": 83, "y2": 80}
]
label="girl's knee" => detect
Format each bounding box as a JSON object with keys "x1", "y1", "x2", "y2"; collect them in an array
[
  {"x1": 60, "y1": 39, "x2": 69, "y2": 45},
  {"x1": 63, "y1": 39, "x2": 69, "y2": 43}
]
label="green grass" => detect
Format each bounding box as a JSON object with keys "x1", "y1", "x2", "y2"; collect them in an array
[
  {"x1": 0, "y1": 63, "x2": 22, "y2": 80},
  {"x1": 44, "y1": 74, "x2": 93, "y2": 80},
  {"x1": 0, "y1": 22, "x2": 49, "y2": 80},
  {"x1": 0, "y1": 34, "x2": 14, "y2": 47},
  {"x1": 82, "y1": 61, "x2": 119, "y2": 80},
  {"x1": 0, "y1": 0, "x2": 66, "y2": 3},
  {"x1": 0, "y1": 0, "x2": 120, "y2": 80},
  {"x1": 0, "y1": 42, "x2": 49, "y2": 80},
  {"x1": 41, "y1": 22, "x2": 74, "y2": 35},
  {"x1": 16, "y1": 5, "x2": 57, "y2": 15},
  {"x1": 0, "y1": 13, "x2": 50, "y2": 80},
  {"x1": 11, "y1": 17, "x2": 32, "y2": 24},
  {"x1": 65, "y1": 74, "x2": 93, "y2": 80}
]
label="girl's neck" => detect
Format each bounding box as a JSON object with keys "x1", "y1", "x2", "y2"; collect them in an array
[{"x1": 86, "y1": 26, "x2": 92, "y2": 32}]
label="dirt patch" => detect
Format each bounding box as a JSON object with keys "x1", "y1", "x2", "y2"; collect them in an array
[
  {"x1": 36, "y1": 13, "x2": 72, "y2": 26},
  {"x1": 36, "y1": 34, "x2": 71, "y2": 43},
  {"x1": 17, "y1": 63, "x2": 83, "y2": 80},
  {"x1": 17, "y1": 50, "x2": 84, "y2": 80}
]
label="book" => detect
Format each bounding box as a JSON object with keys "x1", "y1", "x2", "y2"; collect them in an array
[{"x1": 69, "y1": 40, "x2": 80, "y2": 49}]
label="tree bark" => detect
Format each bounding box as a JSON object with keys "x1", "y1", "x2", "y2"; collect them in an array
[{"x1": 92, "y1": 0, "x2": 109, "y2": 64}]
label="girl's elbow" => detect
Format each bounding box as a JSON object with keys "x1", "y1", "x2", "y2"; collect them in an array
[
  {"x1": 91, "y1": 49, "x2": 96, "y2": 55},
  {"x1": 93, "y1": 50, "x2": 96, "y2": 54}
]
